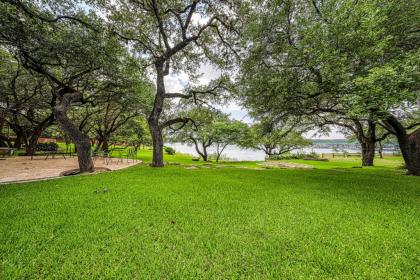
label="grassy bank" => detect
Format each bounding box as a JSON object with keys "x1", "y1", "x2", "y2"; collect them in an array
[{"x1": 0, "y1": 152, "x2": 418, "y2": 279}]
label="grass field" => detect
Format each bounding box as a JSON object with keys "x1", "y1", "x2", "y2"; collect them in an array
[{"x1": 0, "y1": 151, "x2": 419, "y2": 279}]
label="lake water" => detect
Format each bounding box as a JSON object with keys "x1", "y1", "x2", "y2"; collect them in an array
[{"x1": 169, "y1": 143, "x2": 364, "y2": 161}]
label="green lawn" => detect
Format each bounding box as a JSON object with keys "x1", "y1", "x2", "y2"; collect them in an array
[{"x1": 0, "y1": 152, "x2": 419, "y2": 279}]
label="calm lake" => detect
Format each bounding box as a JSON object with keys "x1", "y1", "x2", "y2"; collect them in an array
[{"x1": 170, "y1": 143, "x2": 365, "y2": 161}]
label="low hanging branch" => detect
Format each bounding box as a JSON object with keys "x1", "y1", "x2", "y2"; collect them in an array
[
  {"x1": 5, "y1": 0, "x2": 98, "y2": 30},
  {"x1": 160, "y1": 117, "x2": 194, "y2": 131},
  {"x1": 163, "y1": 78, "x2": 229, "y2": 105}
]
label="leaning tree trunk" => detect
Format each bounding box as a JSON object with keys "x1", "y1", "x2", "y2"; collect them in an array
[
  {"x1": 397, "y1": 129, "x2": 420, "y2": 176},
  {"x1": 148, "y1": 63, "x2": 166, "y2": 167},
  {"x1": 383, "y1": 116, "x2": 420, "y2": 176},
  {"x1": 201, "y1": 143, "x2": 209, "y2": 162},
  {"x1": 191, "y1": 138, "x2": 208, "y2": 162},
  {"x1": 53, "y1": 93, "x2": 94, "y2": 173},
  {"x1": 215, "y1": 144, "x2": 228, "y2": 163}
]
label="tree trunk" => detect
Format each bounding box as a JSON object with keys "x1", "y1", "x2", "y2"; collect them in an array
[
  {"x1": 94, "y1": 139, "x2": 102, "y2": 153},
  {"x1": 148, "y1": 63, "x2": 166, "y2": 167},
  {"x1": 361, "y1": 141, "x2": 375, "y2": 166},
  {"x1": 266, "y1": 147, "x2": 274, "y2": 157},
  {"x1": 383, "y1": 116, "x2": 420, "y2": 176},
  {"x1": 13, "y1": 132, "x2": 24, "y2": 149},
  {"x1": 354, "y1": 120, "x2": 376, "y2": 167},
  {"x1": 53, "y1": 94, "x2": 94, "y2": 173},
  {"x1": 26, "y1": 131, "x2": 41, "y2": 156},
  {"x1": 396, "y1": 129, "x2": 420, "y2": 176},
  {"x1": 201, "y1": 143, "x2": 208, "y2": 161},
  {"x1": 102, "y1": 137, "x2": 109, "y2": 152},
  {"x1": 378, "y1": 142, "x2": 383, "y2": 159},
  {"x1": 191, "y1": 138, "x2": 208, "y2": 161},
  {"x1": 216, "y1": 144, "x2": 228, "y2": 162},
  {"x1": 148, "y1": 122, "x2": 164, "y2": 166}
]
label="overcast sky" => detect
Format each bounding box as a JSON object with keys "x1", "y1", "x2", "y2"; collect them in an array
[{"x1": 164, "y1": 63, "x2": 345, "y2": 140}]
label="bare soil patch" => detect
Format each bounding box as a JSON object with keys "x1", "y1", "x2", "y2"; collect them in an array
[{"x1": 0, "y1": 156, "x2": 140, "y2": 183}]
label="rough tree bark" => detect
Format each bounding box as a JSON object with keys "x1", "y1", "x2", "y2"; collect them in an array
[
  {"x1": 26, "y1": 130, "x2": 41, "y2": 156},
  {"x1": 9, "y1": 125, "x2": 26, "y2": 149},
  {"x1": 395, "y1": 130, "x2": 420, "y2": 175},
  {"x1": 148, "y1": 63, "x2": 166, "y2": 167},
  {"x1": 361, "y1": 141, "x2": 375, "y2": 166},
  {"x1": 384, "y1": 116, "x2": 420, "y2": 176},
  {"x1": 353, "y1": 120, "x2": 376, "y2": 167},
  {"x1": 53, "y1": 92, "x2": 94, "y2": 173}
]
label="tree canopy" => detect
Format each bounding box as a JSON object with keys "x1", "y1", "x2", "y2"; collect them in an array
[{"x1": 0, "y1": 0, "x2": 419, "y2": 174}]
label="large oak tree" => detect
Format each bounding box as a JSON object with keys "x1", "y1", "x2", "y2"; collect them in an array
[{"x1": 96, "y1": 0, "x2": 239, "y2": 166}]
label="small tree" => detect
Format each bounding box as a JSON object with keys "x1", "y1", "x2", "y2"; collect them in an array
[
  {"x1": 211, "y1": 120, "x2": 249, "y2": 162},
  {"x1": 111, "y1": 117, "x2": 152, "y2": 151},
  {"x1": 92, "y1": 77, "x2": 153, "y2": 152},
  {"x1": 172, "y1": 107, "x2": 227, "y2": 162},
  {"x1": 247, "y1": 119, "x2": 312, "y2": 157}
]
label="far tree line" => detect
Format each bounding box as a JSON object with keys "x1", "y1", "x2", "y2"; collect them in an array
[{"x1": 0, "y1": 0, "x2": 418, "y2": 175}]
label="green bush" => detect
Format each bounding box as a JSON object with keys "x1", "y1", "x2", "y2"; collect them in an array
[
  {"x1": 268, "y1": 152, "x2": 319, "y2": 160},
  {"x1": 164, "y1": 146, "x2": 176, "y2": 155}
]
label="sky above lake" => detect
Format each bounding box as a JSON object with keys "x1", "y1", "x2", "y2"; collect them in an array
[{"x1": 164, "y1": 63, "x2": 345, "y2": 140}]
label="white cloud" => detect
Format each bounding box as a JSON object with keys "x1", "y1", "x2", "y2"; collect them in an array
[
  {"x1": 164, "y1": 61, "x2": 222, "y2": 94},
  {"x1": 164, "y1": 72, "x2": 188, "y2": 93}
]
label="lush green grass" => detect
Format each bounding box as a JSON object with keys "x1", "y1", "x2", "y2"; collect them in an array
[
  {"x1": 0, "y1": 152, "x2": 419, "y2": 279},
  {"x1": 282, "y1": 156, "x2": 405, "y2": 170}
]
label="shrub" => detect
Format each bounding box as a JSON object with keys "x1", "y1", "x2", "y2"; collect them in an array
[
  {"x1": 164, "y1": 146, "x2": 176, "y2": 155},
  {"x1": 268, "y1": 152, "x2": 319, "y2": 160}
]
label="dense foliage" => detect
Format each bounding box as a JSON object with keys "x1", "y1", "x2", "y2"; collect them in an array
[{"x1": 0, "y1": 0, "x2": 418, "y2": 173}]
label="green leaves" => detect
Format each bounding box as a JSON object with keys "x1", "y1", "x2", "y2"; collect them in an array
[{"x1": 238, "y1": 0, "x2": 419, "y2": 134}]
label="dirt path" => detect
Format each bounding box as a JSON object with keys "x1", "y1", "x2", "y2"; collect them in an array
[{"x1": 0, "y1": 156, "x2": 140, "y2": 183}]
